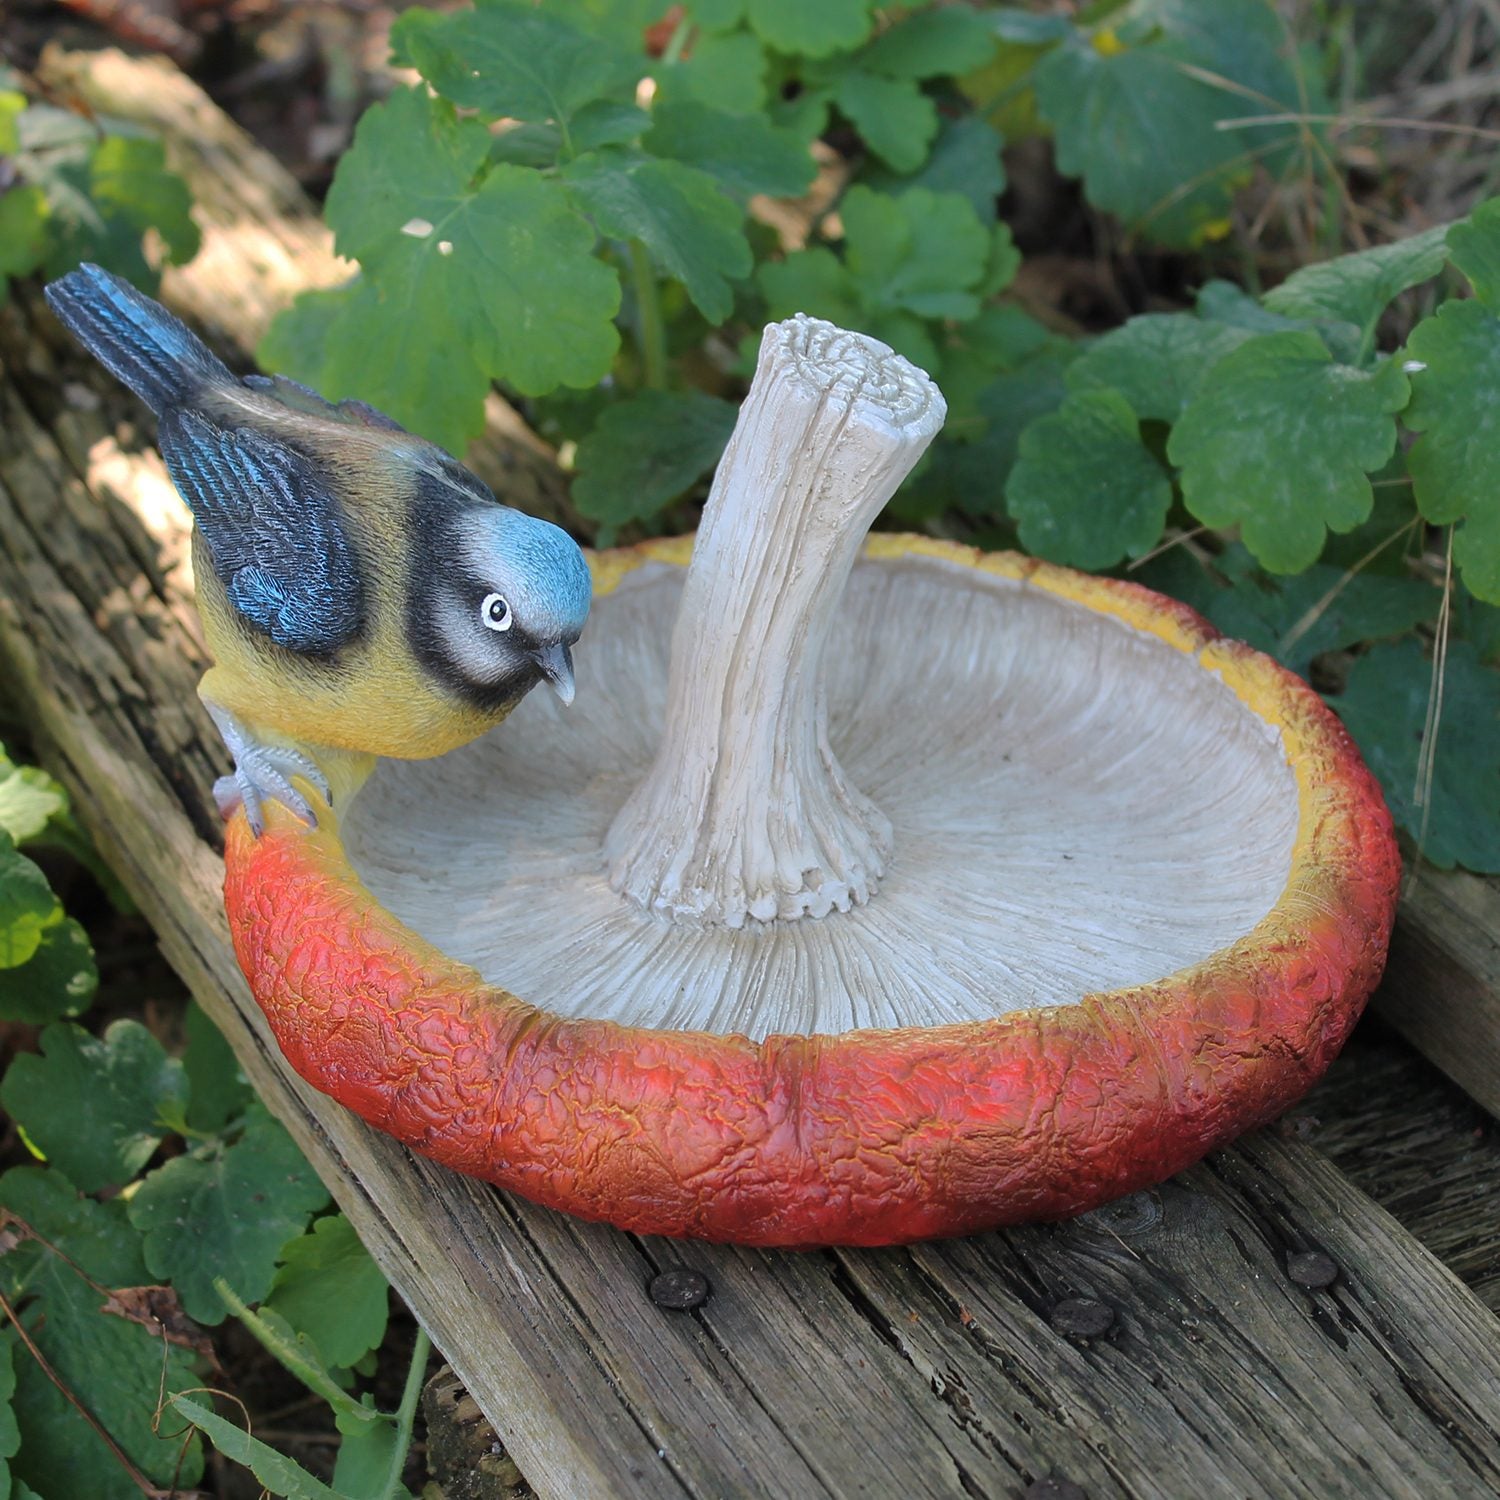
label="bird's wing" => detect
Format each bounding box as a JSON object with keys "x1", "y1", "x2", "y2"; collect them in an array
[{"x1": 158, "y1": 408, "x2": 365, "y2": 654}]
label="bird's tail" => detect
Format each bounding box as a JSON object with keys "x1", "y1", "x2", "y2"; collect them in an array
[{"x1": 44, "y1": 263, "x2": 234, "y2": 414}]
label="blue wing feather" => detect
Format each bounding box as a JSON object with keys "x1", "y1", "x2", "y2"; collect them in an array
[{"x1": 158, "y1": 410, "x2": 364, "y2": 654}]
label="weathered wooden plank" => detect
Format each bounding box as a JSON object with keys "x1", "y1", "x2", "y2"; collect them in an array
[
  {"x1": 1309, "y1": 1022, "x2": 1500, "y2": 1313},
  {"x1": 5, "y1": 282, "x2": 1500, "y2": 1498},
  {"x1": 1381, "y1": 866, "x2": 1500, "y2": 1121}
]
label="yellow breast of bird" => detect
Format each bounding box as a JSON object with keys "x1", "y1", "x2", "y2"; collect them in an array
[{"x1": 191, "y1": 528, "x2": 507, "y2": 760}]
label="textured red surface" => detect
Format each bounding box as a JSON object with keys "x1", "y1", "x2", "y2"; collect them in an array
[{"x1": 222, "y1": 541, "x2": 1400, "y2": 1246}]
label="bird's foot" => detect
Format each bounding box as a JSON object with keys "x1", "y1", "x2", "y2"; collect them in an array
[{"x1": 204, "y1": 704, "x2": 330, "y2": 837}]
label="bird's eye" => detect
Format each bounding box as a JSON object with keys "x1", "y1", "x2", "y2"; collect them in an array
[{"x1": 480, "y1": 593, "x2": 512, "y2": 632}]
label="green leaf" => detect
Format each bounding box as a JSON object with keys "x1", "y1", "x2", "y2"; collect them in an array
[
  {"x1": 266, "y1": 1214, "x2": 390, "y2": 1371},
  {"x1": 129, "y1": 1103, "x2": 329, "y2": 1324},
  {"x1": 1444, "y1": 195, "x2": 1500, "y2": 310},
  {"x1": 1143, "y1": 545, "x2": 1438, "y2": 676},
  {"x1": 0, "y1": 916, "x2": 96, "y2": 1025},
  {"x1": 562, "y1": 149, "x2": 750, "y2": 321},
  {"x1": 1168, "y1": 332, "x2": 1408, "y2": 573},
  {"x1": 332, "y1": 1410, "x2": 411, "y2": 1500},
  {"x1": 266, "y1": 279, "x2": 494, "y2": 453},
  {"x1": 489, "y1": 121, "x2": 565, "y2": 170},
  {"x1": 257, "y1": 282, "x2": 347, "y2": 381},
  {"x1": 0, "y1": 91, "x2": 23, "y2": 154},
  {"x1": 0, "y1": 832, "x2": 59, "y2": 971},
  {"x1": 744, "y1": 0, "x2": 874, "y2": 57},
  {"x1": 571, "y1": 99, "x2": 652, "y2": 152},
  {"x1": 989, "y1": 12, "x2": 1073, "y2": 45},
  {"x1": 0, "y1": 916, "x2": 96, "y2": 1026},
  {"x1": 0, "y1": 1020, "x2": 188, "y2": 1192},
  {"x1": 861, "y1": 309, "x2": 941, "y2": 374},
  {"x1": 391, "y1": 2, "x2": 640, "y2": 128},
  {"x1": 1034, "y1": 0, "x2": 1314, "y2": 248},
  {"x1": 687, "y1": 0, "x2": 744, "y2": 30},
  {"x1": 183, "y1": 1000, "x2": 250, "y2": 1134},
  {"x1": 1066, "y1": 312, "x2": 1252, "y2": 422},
  {"x1": 1263, "y1": 224, "x2": 1450, "y2": 340},
  {"x1": 1196, "y1": 278, "x2": 1308, "y2": 334},
  {"x1": 900, "y1": 347, "x2": 1077, "y2": 522},
  {"x1": 544, "y1": 0, "x2": 669, "y2": 49},
  {"x1": 770, "y1": 82, "x2": 832, "y2": 143},
  {"x1": 0, "y1": 1168, "x2": 202, "y2": 1498},
  {"x1": 1456, "y1": 590, "x2": 1500, "y2": 665},
  {"x1": 863, "y1": 116, "x2": 1006, "y2": 224},
  {"x1": 88, "y1": 136, "x2": 199, "y2": 266},
  {"x1": 0, "y1": 184, "x2": 48, "y2": 288},
  {"x1": 1403, "y1": 300, "x2": 1500, "y2": 603},
  {"x1": 0, "y1": 753, "x2": 66, "y2": 845},
  {"x1": 0, "y1": 1335, "x2": 19, "y2": 1500},
  {"x1": 979, "y1": 222, "x2": 1021, "y2": 299},
  {"x1": 644, "y1": 101, "x2": 814, "y2": 200},
  {"x1": 1006, "y1": 388, "x2": 1172, "y2": 567},
  {"x1": 221, "y1": 1287, "x2": 376, "y2": 1425},
  {"x1": 936, "y1": 304, "x2": 1060, "y2": 433},
  {"x1": 658, "y1": 30, "x2": 767, "y2": 113},
  {"x1": 843, "y1": 185, "x2": 990, "y2": 320},
  {"x1": 862, "y1": 8, "x2": 998, "y2": 78},
  {"x1": 572, "y1": 390, "x2": 736, "y2": 526},
  {"x1": 832, "y1": 71, "x2": 936, "y2": 174},
  {"x1": 311, "y1": 88, "x2": 620, "y2": 434},
  {"x1": 758, "y1": 246, "x2": 860, "y2": 327},
  {"x1": 1332, "y1": 639, "x2": 1500, "y2": 872},
  {"x1": 171, "y1": 1396, "x2": 340, "y2": 1500},
  {"x1": 1035, "y1": 40, "x2": 1230, "y2": 245}
]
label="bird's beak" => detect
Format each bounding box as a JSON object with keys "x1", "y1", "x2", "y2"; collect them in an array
[{"x1": 533, "y1": 641, "x2": 576, "y2": 706}]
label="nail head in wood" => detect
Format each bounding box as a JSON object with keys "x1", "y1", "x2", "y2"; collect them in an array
[
  {"x1": 1049, "y1": 1297, "x2": 1115, "y2": 1340},
  {"x1": 1024, "y1": 1475, "x2": 1088, "y2": 1499},
  {"x1": 649, "y1": 1268, "x2": 711, "y2": 1311},
  {"x1": 1286, "y1": 1250, "x2": 1339, "y2": 1290}
]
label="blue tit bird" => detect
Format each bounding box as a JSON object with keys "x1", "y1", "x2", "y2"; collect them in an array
[{"x1": 45, "y1": 264, "x2": 592, "y2": 834}]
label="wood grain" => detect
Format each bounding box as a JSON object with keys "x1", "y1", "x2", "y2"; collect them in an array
[
  {"x1": 1309, "y1": 1022, "x2": 1500, "y2": 1313},
  {"x1": 1376, "y1": 864, "x2": 1500, "y2": 1121},
  {"x1": 5, "y1": 276, "x2": 1500, "y2": 1499}
]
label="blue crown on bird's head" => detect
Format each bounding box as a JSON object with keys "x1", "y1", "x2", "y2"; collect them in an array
[{"x1": 486, "y1": 508, "x2": 593, "y2": 642}]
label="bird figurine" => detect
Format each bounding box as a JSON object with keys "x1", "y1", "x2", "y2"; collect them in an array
[{"x1": 45, "y1": 263, "x2": 592, "y2": 835}]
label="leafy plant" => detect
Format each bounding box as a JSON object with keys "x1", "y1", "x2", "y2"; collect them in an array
[
  {"x1": 0, "y1": 79, "x2": 198, "y2": 302},
  {"x1": 0, "y1": 748, "x2": 98, "y2": 1025},
  {"x1": 258, "y1": 0, "x2": 1500, "y2": 870},
  {"x1": 0, "y1": 744, "x2": 416, "y2": 1498}
]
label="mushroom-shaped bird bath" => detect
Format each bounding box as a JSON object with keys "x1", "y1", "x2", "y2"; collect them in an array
[{"x1": 225, "y1": 318, "x2": 1399, "y2": 1246}]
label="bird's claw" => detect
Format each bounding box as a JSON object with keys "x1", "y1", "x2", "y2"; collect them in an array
[{"x1": 205, "y1": 704, "x2": 330, "y2": 837}]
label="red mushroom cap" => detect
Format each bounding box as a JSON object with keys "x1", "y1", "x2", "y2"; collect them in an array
[{"x1": 224, "y1": 539, "x2": 1398, "y2": 1246}]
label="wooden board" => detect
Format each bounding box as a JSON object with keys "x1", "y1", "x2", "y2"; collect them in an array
[
  {"x1": 1309, "y1": 1022, "x2": 1500, "y2": 1313},
  {"x1": 5, "y1": 280, "x2": 1500, "y2": 1500},
  {"x1": 1376, "y1": 865, "x2": 1500, "y2": 1121}
]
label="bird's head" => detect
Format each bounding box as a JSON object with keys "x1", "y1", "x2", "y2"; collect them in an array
[{"x1": 417, "y1": 500, "x2": 592, "y2": 713}]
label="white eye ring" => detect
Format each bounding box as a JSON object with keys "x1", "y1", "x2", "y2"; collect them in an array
[{"x1": 480, "y1": 593, "x2": 513, "y2": 632}]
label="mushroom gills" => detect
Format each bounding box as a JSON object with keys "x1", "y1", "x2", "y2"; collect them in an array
[{"x1": 341, "y1": 553, "x2": 1300, "y2": 1041}]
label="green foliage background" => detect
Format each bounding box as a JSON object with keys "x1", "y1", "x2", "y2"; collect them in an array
[{"x1": 260, "y1": 0, "x2": 1500, "y2": 874}]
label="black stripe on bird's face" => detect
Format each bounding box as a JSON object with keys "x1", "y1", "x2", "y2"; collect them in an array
[{"x1": 405, "y1": 471, "x2": 548, "y2": 715}]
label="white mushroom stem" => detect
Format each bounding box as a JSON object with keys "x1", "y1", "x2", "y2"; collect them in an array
[{"x1": 604, "y1": 316, "x2": 945, "y2": 928}]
